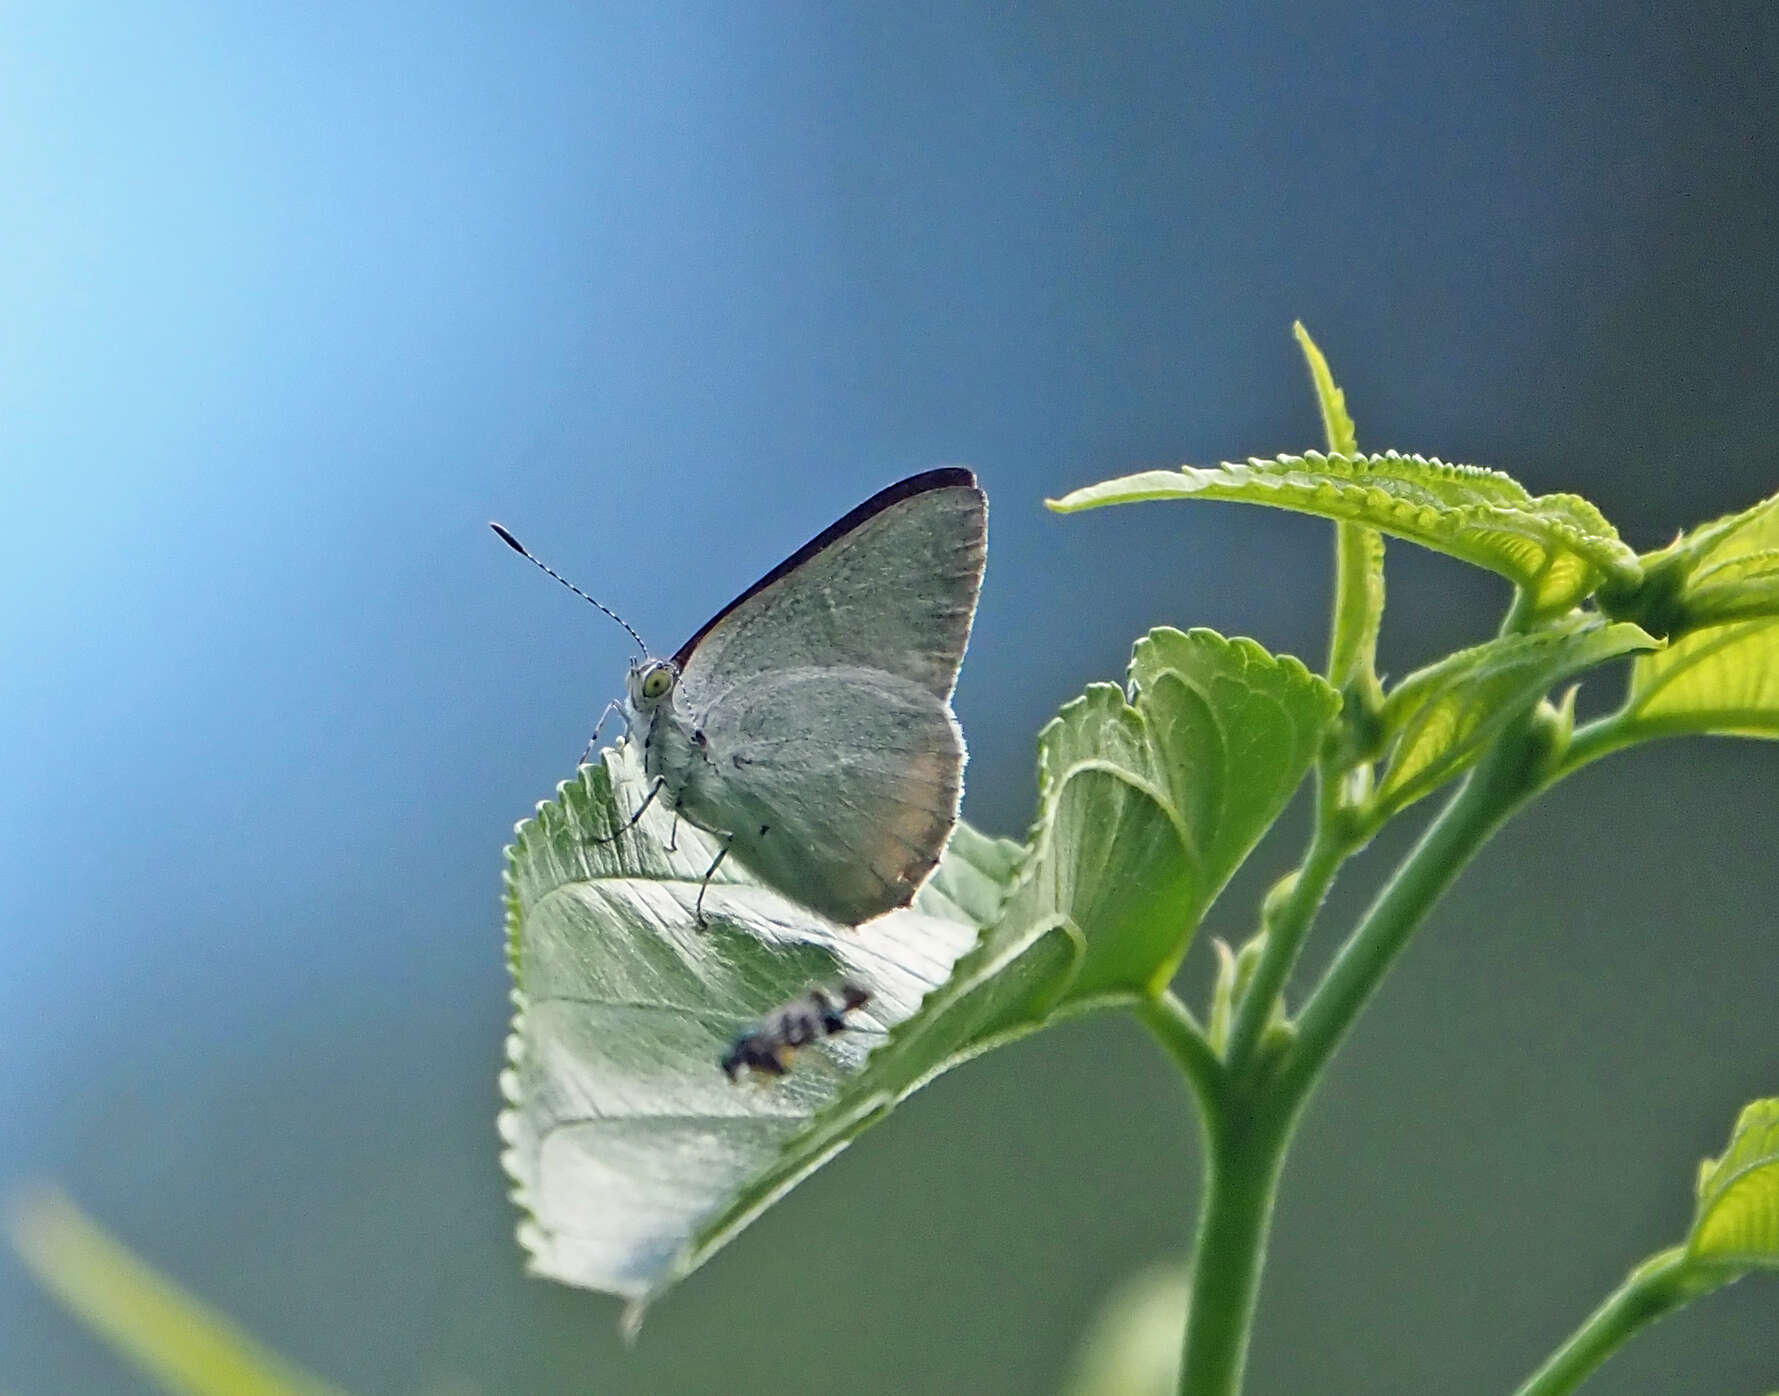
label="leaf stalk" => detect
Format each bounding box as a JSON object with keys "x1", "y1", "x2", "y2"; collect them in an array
[{"x1": 1507, "y1": 1247, "x2": 1715, "y2": 1396}]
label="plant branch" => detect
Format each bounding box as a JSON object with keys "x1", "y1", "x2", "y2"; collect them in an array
[
  {"x1": 1175, "y1": 1099, "x2": 1293, "y2": 1396},
  {"x1": 1137, "y1": 991, "x2": 1225, "y2": 1117},
  {"x1": 1509, "y1": 1248, "x2": 1712, "y2": 1396},
  {"x1": 1222, "y1": 827, "x2": 1350, "y2": 1072},
  {"x1": 1169, "y1": 695, "x2": 1548, "y2": 1396},
  {"x1": 1275, "y1": 718, "x2": 1544, "y2": 1107},
  {"x1": 1557, "y1": 706, "x2": 1660, "y2": 778},
  {"x1": 1500, "y1": 585, "x2": 1538, "y2": 634},
  {"x1": 1327, "y1": 522, "x2": 1383, "y2": 698}
]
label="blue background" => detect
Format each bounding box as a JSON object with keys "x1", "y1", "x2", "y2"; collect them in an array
[{"x1": 5, "y1": 4, "x2": 1778, "y2": 1392}]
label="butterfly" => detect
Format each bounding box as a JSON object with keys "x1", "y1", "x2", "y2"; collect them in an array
[{"x1": 497, "y1": 468, "x2": 987, "y2": 927}]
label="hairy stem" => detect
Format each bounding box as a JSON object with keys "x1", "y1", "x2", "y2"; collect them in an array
[
  {"x1": 1176, "y1": 1101, "x2": 1293, "y2": 1396},
  {"x1": 1222, "y1": 829, "x2": 1349, "y2": 1070},
  {"x1": 1276, "y1": 720, "x2": 1542, "y2": 1107},
  {"x1": 1509, "y1": 1248, "x2": 1709, "y2": 1396},
  {"x1": 1138, "y1": 991, "x2": 1225, "y2": 1117}
]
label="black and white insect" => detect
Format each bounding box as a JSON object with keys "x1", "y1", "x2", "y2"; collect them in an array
[{"x1": 721, "y1": 982, "x2": 871, "y2": 1081}]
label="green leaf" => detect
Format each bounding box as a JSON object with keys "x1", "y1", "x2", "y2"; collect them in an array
[
  {"x1": 502, "y1": 629, "x2": 1335, "y2": 1312},
  {"x1": 1294, "y1": 323, "x2": 1386, "y2": 704},
  {"x1": 1690, "y1": 1098, "x2": 1779, "y2": 1269},
  {"x1": 1293, "y1": 321, "x2": 1359, "y2": 458},
  {"x1": 1626, "y1": 494, "x2": 1779, "y2": 738},
  {"x1": 1372, "y1": 619, "x2": 1657, "y2": 818},
  {"x1": 675, "y1": 632, "x2": 1333, "y2": 1303},
  {"x1": 6, "y1": 1188, "x2": 352, "y2": 1396},
  {"x1": 500, "y1": 748, "x2": 1001, "y2": 1307},
  {"x1": 1127, "y1": 629, "x2": 1337, "y2": 951},
  {"x1": 1049, "y1": 452, "x2": 1637, "y2": 619}
]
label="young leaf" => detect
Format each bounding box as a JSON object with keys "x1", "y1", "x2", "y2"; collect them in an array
[
  {"x1": 1293, "y1": 323, "x2": 1386, "y2": 705},
  {"x1": 1050, "y1": 452, "x2": 1637, "y2": 619},
  {"x1": 1292, "y1": 322, "x2": 1359, "y2": 458},
  {"x1": 503, "y1": 630, "x2": 1335, "y2": 1313},
  {"x1": 500, "y1": 748, "x2": 1002, "y2": 1305},
  {"x1": 1371, "y1": 620, "x2": 1657, "y2": 818},
  {"x1": 1206, "y1": 939, "x2": 1238, "y2": 1054},
  {"x1": 1690, "y1": 1098, "x2": 1779, "y2": 1269},
  {"x1": 1625, "y1": 494, "x2": 1779, "y2": 738},
  {"x1": 6, "y1": 1188, "x2": 352, "y2": 1396}
]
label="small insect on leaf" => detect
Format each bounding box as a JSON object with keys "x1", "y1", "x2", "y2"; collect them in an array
[{"x1": 721, "y1": 982, "x2": 872, "y2": 1081}]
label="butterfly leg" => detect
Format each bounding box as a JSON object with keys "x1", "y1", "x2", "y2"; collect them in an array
[
  {"x1": 590, "y1": 777, "x2": 664, "y2": 845},
  {"x1": 579, "y1": 699, "x2": 628, "y2": 766},
  {"x1": 666, "y1": 802, "x2": 735, "y2": 929},
  {"x1": 692, "y1": 838, "x2": 733, "y2": 931}
]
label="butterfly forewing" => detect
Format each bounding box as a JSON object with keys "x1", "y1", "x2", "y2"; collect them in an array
[{"x1": 673, "y1": 470, "x2": 986, "y2": 707}]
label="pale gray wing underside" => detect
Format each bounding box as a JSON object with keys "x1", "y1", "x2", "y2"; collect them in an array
[
  {"x1": 675, "y1": 666, "x2": 965, "y2": 927},
  {"x1": 675, "y1": 482, "x2": 986, "y2": 709}
]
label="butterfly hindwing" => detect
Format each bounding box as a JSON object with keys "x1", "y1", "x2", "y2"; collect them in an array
[{"x1": 675, "y1": 666, "x2": 965, "y2": 927}]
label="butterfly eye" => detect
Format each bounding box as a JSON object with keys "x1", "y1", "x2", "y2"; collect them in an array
[{"x1": 642, "y1": 666, "x2": 674, "y2": 699}]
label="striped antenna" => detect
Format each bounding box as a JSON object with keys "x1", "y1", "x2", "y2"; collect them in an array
[{"x1": 489, "y1": 523, "x2": 649, "y2": 655}]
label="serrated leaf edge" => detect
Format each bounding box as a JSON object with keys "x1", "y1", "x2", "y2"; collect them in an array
[{"x1": 1052, "y1": 452, "x2": 1639, "y2": 610}]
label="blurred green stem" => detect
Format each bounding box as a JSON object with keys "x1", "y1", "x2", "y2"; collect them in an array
[
  {"x1": 1175, "y1": 1098, "x2": 1293, "y2": 1396},
  {"x1": 1164, "y1": 718, "x2": 1545, "y2": 1396},
  {"x1": 1508, "y1": 1248, "x2": 1709, "y2": 1396}
]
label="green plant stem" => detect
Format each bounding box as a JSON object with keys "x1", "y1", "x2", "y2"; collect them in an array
[
  {"x1": 1557, "y1": 706, "x2": 1663, "y2": 777},
  {"x1": 1276, "y1": 721, "x2": 1541, "y2": 1106},
  {"x1": 1162, "y1": 717, "x2": 1552, "y2": 1395},
  {"x1": 1327, "y1": 521, "x2": 1381, "y2": 695},
  {"x1": 1138, "y1": 992, "x2": 1225, "y2": 1116},
  {"x1": 1509, "y1": 1248, "x2": 1707, "y2": 1396},
  {"x1": 1175, "y1": 1101, "x2": 1292, "y2": 1396},
  {"x1": 1500, "y1": 585, "x2": 1538, "y2": 634},
  {"x1": 1222, "y1": 830, "x2": 1349, "y2": 1071}
]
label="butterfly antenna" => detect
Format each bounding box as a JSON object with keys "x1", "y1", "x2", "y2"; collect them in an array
[{"x1": 489, "y1": 523, "x2": 649, "y2": 654}]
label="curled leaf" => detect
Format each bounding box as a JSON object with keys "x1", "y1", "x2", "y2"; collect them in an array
[{"x1": 501, "y1": 748, "x2": 997, "y2": 1306}]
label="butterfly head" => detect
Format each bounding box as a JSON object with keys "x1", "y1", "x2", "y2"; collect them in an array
[{"x1": 625, "y1": 657, "x2": 680, "y2": 713}]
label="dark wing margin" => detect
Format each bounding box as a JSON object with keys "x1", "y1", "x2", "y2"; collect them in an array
[{"x1": 672, "y1": 468, "x2": 979, "y2": 670}]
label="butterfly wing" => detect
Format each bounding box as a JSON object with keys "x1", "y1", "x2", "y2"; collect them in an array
[
  {"x1": 673, "y1": 469, "x2": 986, "y2": 708},
  {"x1": 675, "y1": 665, "x2": 966, "y2": 926}
]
